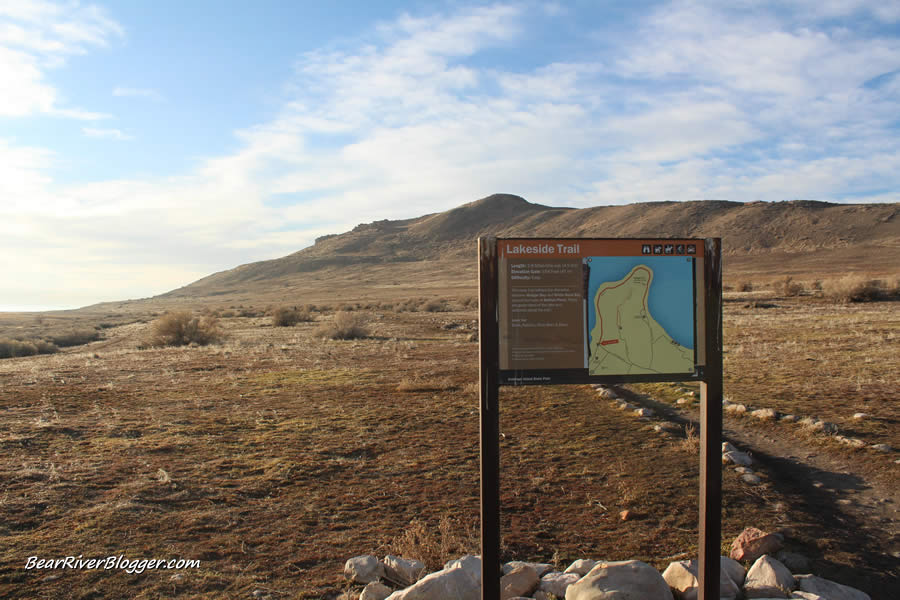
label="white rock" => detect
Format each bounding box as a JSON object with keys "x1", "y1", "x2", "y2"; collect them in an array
[
  {"x1": 634, "y1": 407, "x2": 654, "y2": 417},
  {"x1": 791, "y1": 592, "x2": 826, "y2": 599},
  {"x1": 744, "y1": 555, "x2": 795, "y2": 598},
  {"x1": 851, "y1": 412, "x2": 868, "y2": 420},
  {"x1": 735, "y1": 466, "x2": 754, "y2": 475},
  {"x1": 722, "y1": 442, "x2": 739, "y2": 454},
  {"x1": 361, "y1": 581, "x2": 393, "y2": 600},
  {"x1": 345, "y1": 555, "x2": 385, "y2": 584},
  {"x1": 539, "y1": 572, "x2": 581, "y2": 597},
  {"x1": 385, "y1": 562, "x2": 480, "y2": 600},
  {"x1": 501, "y1": 565, "x2": 539, "y2": 600},
  {"x1": 721, "y1": 556, "x2": 746, "y2": 587},
  {"x1": 676, "y1": 397, "x2": 691, "y2": 405},
  {"x1": 565, "y1": 560, "x2": 674, "y2": 600},
  {"x1": 725, "y1": 403, "x2": 747, "y2": 414},
  {"x1": 870, "y1": 443, "x2": 892, "y2": 452},
  {"x1": 503, "y1": 561, "x2": 553, "y2": 578},
  {"x1": 742, "y1": 473, "x2": 763, "y2": 485},
  {"x1": 661, "y1": 557, "x2": 742, "y2": 600},
  {"x1": 654, "y1": 422, "x2": 682, "y2": 435},
  {"x1": 564, "y1": 559, "x2": 598, "y2": 576},
  {"x1": 775, "y1": 551, "x2": 810, "y2": 574},
  {"x1": 442, "y1": 555, "x2": 481, "y2": 584},
  {"x1": 618, "y1": 402, "x2": 636, "y2": 411},
  {"x1": 383, "y1": 555, "x2": 426, "y2": 586},
  {"x1": 794, "y1": 574, "x2": 871, "y2": 600},
  {"x1": 837, "y1": 436, "x2": 867, "y2": 448},
  {"x1": 752, "y1": 408, "x2": 778, "y2": 420},
  {"x1": 723, "y1": 451, "x2": 753, "y2": 466},
  {"x1": 780, "y1": 415, "x2": 798, "y2": 423},
  {"x1": 802, "y1": 419, "x2": 837, "y2": 433}
]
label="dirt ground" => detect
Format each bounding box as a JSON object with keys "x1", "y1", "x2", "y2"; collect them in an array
[{"x1": 0, "y1": 294, "x2": 898, "y2": 599}]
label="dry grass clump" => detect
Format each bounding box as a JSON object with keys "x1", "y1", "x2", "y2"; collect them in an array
[
  {"x1": 387, "y1": 516, "x2": 479, "y2": 572},
  {"x1": 679, "y1": 423, "x2": 699, "y2": 454},
  {"x1": 823, "y1": 275, "x2": 899, "y2": 303},
  {"x1": 0, "y1": 338, "x2": 58, "y2": 359},
  {"x1": 422, "y1": 299, "x2": 451, "y2": 313},
  {"x1": 396, "y1": 376, "x2": 456, "y2": 392},
  {"x1": 737, "y1": 281, "x2": 754, "y2": 292},
  {"x1": 778, "y1": 276, "x2": 805, "y2": 297},
  {"x1": 147, "y1": 311, "x2": 221, "y2": 346},
  {"x1": 271, "y1": 305, "x2": 313, "y2": 327},
  {"x1": 393, "y1": 297, "x2": 454, "y2": 312},
  {"x1": 314, "y1": 311, "x2": 369, "y2": 340},
  {"x1": 50, "y1": 329, "x2": 101, "y2": 348}
]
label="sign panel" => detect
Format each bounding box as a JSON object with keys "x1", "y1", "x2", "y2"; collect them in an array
[{"x1": 498, "y1": 238, "x2": 705, "y2": 384}]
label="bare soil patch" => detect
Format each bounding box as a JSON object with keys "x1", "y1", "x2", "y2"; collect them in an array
[{"x1": 1, "y1": 295, "x2": 898, "y2": 599}]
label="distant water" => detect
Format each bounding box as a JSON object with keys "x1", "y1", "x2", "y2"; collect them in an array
[
  {"x1": 586, "y1": 256, "x2": 696, "y2": 349},
  {"x1": 0, "y1": 305, "x2": 76, "y2": 313}
]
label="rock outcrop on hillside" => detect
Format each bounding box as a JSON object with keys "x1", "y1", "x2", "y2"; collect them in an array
[{"x1": 162, "y1": 194, "x2": 899, "y2": 300}]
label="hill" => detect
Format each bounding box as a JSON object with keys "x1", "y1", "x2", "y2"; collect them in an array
[{"x1": 159, "y1": 194, "x2": 898, "y2": 304}]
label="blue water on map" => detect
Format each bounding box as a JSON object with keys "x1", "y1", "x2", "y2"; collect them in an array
[{"x1": 586, "y1": 256, "x2": 695, "y2": 349}]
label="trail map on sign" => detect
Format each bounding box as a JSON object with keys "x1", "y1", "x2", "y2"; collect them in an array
[{"x1": 588, "y1": 260, "x2": 694, "y2": 375}]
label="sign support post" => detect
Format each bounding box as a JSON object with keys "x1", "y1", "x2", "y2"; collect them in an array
[
  {"x1": 479, "y1": 236, "x2": 501, "y2": 600},
  {"x1": 698, "y1": 238, "x2": 723, "y2": 600}
]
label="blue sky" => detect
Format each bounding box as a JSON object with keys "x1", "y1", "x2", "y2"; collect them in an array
[{"x1": 2, "y1": 0, "x2": 899, "y2": 311}]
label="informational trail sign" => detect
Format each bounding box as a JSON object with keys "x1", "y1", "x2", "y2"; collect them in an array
[
  {"x1": 498, "y1": 239, "x2": 706, "y2": 384},
  {"x1": 478, "y1": 237, "x2": 723, "y2": 600}
]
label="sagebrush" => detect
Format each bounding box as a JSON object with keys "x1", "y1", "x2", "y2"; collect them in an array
[
  {"x1": 272, "y1": 306, "x2": 313, "y2": 327},
  {"x1": 0, "y1": 338, "x2": 58, "y2": 359},
  {"x1": 315, "y1": 311, "x2": 369, "y2": 340},
  {"x1": 148, "y1": 311, "x2": 221, "y2": 346}
]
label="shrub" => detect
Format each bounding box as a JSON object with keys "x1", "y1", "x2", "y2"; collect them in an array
[
  {"x1": 272, "y1": 306, "x2": 312, "y2": 327},
  {"x1": 148, "y1": 311, "x2": 221, "y2": 347},
  {"x1": 388, "y1": 516, "x2": 479, "y2": 572},
  {"x1": 315, "y1": 311, "x2": 369, "y2": 340},
  {"x1": 422, "y1": 299, "x2": 450, "y2": 312},
  {"x1": 0, "y1": 339, "x2": 58, "y2": 359},
  {"x1": 737, "y1": 281, "x2": 753, "y2": 292},
  {"x1": 34, "y1": 340, "x2": 59, "y2": 354},
  {"x1": 778, "y1": 276, "x2": 804, "y2": 297},
  {"x1": 50, "y1": 329, "x2": 101, "y2": 348},
  {"x1": 823, "y1": 276, "x2": 898, "y2": 303}
]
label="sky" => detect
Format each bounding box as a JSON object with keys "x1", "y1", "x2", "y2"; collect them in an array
[{"x1": 2, "y1": 0, "x2": 899, "y2": 311}]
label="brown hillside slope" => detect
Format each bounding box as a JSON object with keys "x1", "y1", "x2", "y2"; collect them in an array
[{"x1": 163, "y1": 194, "x2": 899, "y2": 302}]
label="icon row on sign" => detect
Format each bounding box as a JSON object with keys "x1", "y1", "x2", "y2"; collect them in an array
[{"x1": 642, "y1": 244, "x2": 696, "y2": 255}]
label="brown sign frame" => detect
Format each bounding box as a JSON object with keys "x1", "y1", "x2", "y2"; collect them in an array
[{"x1": 478, "y1": 236, "x2": 723, "y2": 600}]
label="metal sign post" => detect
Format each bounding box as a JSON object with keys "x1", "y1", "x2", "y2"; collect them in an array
[
  {"x1": 477, "y1": 236, "x2": 722, "y2": 600},
  {"x1": 478, "y1": 237, "x2": 501, "y2": 599},
  {"x1": 698, "y1": 238, "x2": 723, "y2": 600}
]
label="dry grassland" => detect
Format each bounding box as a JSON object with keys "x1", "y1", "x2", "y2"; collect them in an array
[{"x1": 0, "y1": 295, "x2": 898, "y2": 599}]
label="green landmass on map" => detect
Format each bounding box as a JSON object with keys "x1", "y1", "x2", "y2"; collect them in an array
[{"x1": 588, "y1": 264, "x2": 693, "y2": 375}]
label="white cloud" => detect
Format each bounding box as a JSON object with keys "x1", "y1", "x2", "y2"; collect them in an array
[
  {"x1": 0, "y1": 0, "x2": 122, "y2": 117},
  {"x1": 82, "y1": 127, "x2": 132, "y2": 140}
]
